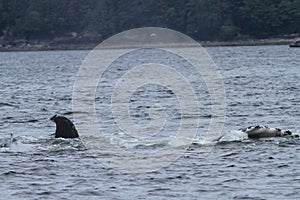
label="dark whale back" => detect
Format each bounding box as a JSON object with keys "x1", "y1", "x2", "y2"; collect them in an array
[{"x1": 50, "y1": 115, "x2": 79, "y2": 138}]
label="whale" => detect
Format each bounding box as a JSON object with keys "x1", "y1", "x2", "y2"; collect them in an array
[
  {"x1": 50, "y1": 114, "x2": 79, "y2": 139},
  {"x1": 0, "y1": 133, "x2": 13, "y2": 149},
  {"x1": 241, "y1": 125, "x2": 299, "y2": 139}
]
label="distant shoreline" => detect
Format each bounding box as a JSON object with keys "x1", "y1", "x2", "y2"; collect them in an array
[{"x1": 0, "y1": 37, "x2": 299, "y2": 52}]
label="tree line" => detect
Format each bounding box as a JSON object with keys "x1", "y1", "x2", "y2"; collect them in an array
[{"x1": 0, "y1": 0, "x2": 299, "y2": 42}]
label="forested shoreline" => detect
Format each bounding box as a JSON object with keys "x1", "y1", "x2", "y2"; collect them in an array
[{"x1": 0, "y1": 0, "x2": 299, "y2": 49}]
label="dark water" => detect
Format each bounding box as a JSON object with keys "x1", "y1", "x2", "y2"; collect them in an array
[{"x1": 1, "y1": 46, "x2": 300, "y2": 199}]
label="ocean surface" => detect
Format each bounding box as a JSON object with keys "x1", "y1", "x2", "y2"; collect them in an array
[{"x1": 1, "y1": 45, "x2": 300, "y2": 199}]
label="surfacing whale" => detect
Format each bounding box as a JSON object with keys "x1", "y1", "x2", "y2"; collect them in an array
[
  {"x1": 0, "y1": 133, "x2": 13, "y2": 149},
  {"x1": 50, "y1": 114, "x2": 79, "y2": 139},
  {"x1": 241, "y1": 125, "x2": 299, "y2": 139}
]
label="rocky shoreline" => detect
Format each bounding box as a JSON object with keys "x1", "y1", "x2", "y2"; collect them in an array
[{"x1": 0, "y1": 37, "x2": 299, "y2": 52}]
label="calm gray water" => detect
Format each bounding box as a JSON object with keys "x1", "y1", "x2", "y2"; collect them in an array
[{"x1": 0, "y1": 46, "x2": 300, "y2": 199}]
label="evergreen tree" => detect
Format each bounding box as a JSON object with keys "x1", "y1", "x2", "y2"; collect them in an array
[{"x1": 0, "y1": 0, "x2": 298, "y2": 41}]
